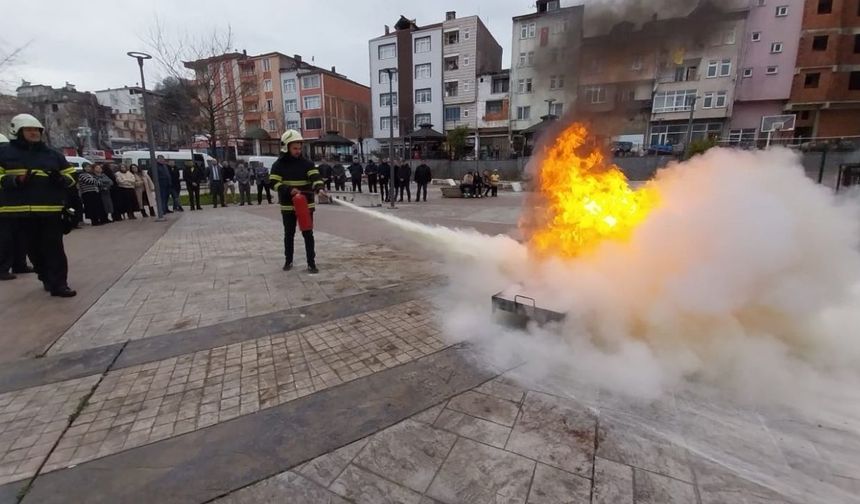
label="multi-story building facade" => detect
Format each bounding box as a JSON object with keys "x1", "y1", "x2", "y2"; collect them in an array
[
  {"x1": 440, "y1": 12, "x2": 504, "y2": 136},
  {"x1": 787, "y1": 0, "x2": 860, "y2": 138},
  {"x1": 94, "y1": 86, "x2": 151, "y2": 146},
  {"x1": 510, "y1": 1, "x2": 584, "y2": 132},
  {"x1": 731, "y1": 0, "x2": 804, "y2": 144},
  {"x1": 369, "y1": 12, "x2": 502, "y2": 150},
  {"x1": 16, "y1": 81, "x2": 111, "y2": 152},
  {"x1": 476, "y1": 69, "x2": 511, "y2": 158}
]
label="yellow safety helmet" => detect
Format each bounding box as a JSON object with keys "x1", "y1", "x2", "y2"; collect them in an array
[{"x1": 280, "y1": 129, "x2": 304, "y2": 152}]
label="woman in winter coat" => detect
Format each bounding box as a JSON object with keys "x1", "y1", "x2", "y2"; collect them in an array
[
  {"x1": 79, "y1": 164, "x2": 108, "y2": 225},
  {"x1": 115, "y1": 164, "x2": 139, "y2": 219},
  {"x1": 94, "y1": 164, "x2": 115, "y2": 222},
  {"x1": 102, "y1": 164, "x2": 122, "y2": 221},
  {"x1": 130, "y1": 165, "x2": 149, "y2": 217}
]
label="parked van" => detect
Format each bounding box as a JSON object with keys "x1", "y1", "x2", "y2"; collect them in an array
[
  {"x1": 65, "y1": 156, "x2": 93, "y2": 172},
  {"x1": 237, "y1": 155, "x2": 278, "y2": 173},
  {"x1": 120, "y1": 150, "x2": 217, "y2": 172}
]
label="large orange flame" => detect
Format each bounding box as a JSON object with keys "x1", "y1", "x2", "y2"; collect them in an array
[{"x1": 526, "y1": 123, "x2": 659, "y2": 258}]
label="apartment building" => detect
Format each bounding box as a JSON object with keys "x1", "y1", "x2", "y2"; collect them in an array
[
  {"x1": 510, "y1": 0, "x2": 584, "y2": 132},
  {"x1": 787, "y1": 0, "x2": 860, "y2": 138},
  {"x1": 731, "y1": 0, "x2": 804, "y2": 144},
  {"x1": 94, "y1": 86, "x2": 152, "y2": 145},
  {"x1": 476, "y1": 69, "x2": 511, "y2": 158},
  {"x1": 368, "y1": 12, "x2": 502, "y2": 148}
]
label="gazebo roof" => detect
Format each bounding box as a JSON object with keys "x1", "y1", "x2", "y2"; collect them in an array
[
  {"x1": 311, "y1": 131, "x2": 354, "y2": 146},
  {"x1": 405, "y1": 124, "x2": 445, "y2": 141},
  {"x1": 244, "y1": 127, "x2": 270, "y2": 140},
  {"x1": 521, "y1": 114, "x2": 559, "y2": 136}
]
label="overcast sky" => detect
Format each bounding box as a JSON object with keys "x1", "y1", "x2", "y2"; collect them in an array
[{"x1": 2, "y1": 0, "x2": 583, "y2": 94}]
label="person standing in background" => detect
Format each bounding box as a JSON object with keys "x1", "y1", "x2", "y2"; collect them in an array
[
  {"x1": 253, "y1": 163, "x2": 272, "y2": 205},
  {"x1": 332, "y1": 161, "x2": 347, "y2": 191},
  {"x1": 209, "y1": 161, "x2": 226, "y2": 208},
  {"x1": 167, "y1": 159, "x2": 184, "y2": 212},
  {"x1": 318, "y1": 160, "x2": 332, "y2": 191},
  {"x1": 378, "y1": 159, "x2": 390, "y2": 202},
  {"x1": 223, "y1": 162, "x2": 236, "y2": 205},
  {"x1": 413, "y1": 162, "x2": 432, "y2": 203},
  {"x1": 153, "y1": 155, "x2": 172, "y2": 215},
  {"x1": 129, "y1": 165, "x2": 149, "y2": 217},
  {"x1": 235, "y1": 162, "x2": 252, "y2": 206},
  {"x1": 184, "y1": 161, "x2": 204, "y2": 210},
  {"x1": 79, "y1": 164, "x2": 107, "y2": 225},
  {"x1": 115, "y1": 164, "x2": 139, "y2": 219},
  {"x1": 396, "y1": 160, "x2": 412, "y2": 203},
  {"x1": 348, "y1": 158, "x2": 363, "y2": 192},
  {"x1": 102, "y1": 164, "x2": 122, "y2": 221},
  {"x1": 365, "y1": 159, "x2": 378, "y2": 193},
  {"x1": 95, "y1": 164, "x2": 115, "y2": 221},
  {"x1": 489, "y1": 169, "x2": 500, "y2": 197}
]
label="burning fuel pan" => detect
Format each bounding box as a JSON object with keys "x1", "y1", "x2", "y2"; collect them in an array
[{"x1": 491, "y1": 289, "x2": 566, "y2": 327}]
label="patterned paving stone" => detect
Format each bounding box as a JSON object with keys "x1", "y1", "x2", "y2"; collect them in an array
[
  {"x1": 433, "y1": 408, "x2": 512, "y2": 448},
  {"x1": 212, "y1": 470, "x2": 350, "y2": 504},
  {"x1": 0, "y1": 375, "x2": 99, "y2": 485},
  {"x1": 330, "y1": 463, "x2": 424, "y2": 504},
  {"x1": 446, "y1": 390, "x2": 521, "y2": 427},
  {"x1": 592, "y1": 457, "x2": 634, "y2": 504},
  {"x1": 298, "y1": 438, "x2": 369, "y2": 488},
  {"x1": 49, "y1": 210, "x2": 437, "y2": 355},
  {"x1": 41, "y1": 300, "x2": 446, "y2": 473},
  {"x1": 633, "y1": 468, "x2": 698, "y2": 504},
  {"x1": 353, "y1": 418, "x2": 457, "y2": 493},
  {"x1": 527, "y1": 462, "x2": 591, "y2": 504}
]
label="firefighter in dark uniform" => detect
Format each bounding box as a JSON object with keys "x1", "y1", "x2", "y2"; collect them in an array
[
  {"x1": 269, "y1": 130, "x2": 326, "y2": 274},
  {"x1": 0, "y1": 114, "x2": 77, "y2": 296},
  {"x1": 0, "y1": 132, "x2": 34, "y2": 280}
]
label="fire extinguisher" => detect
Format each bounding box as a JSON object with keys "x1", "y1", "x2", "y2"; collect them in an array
[{"x1": 293, "y1": 192, "x2": 313, "y2": 231}]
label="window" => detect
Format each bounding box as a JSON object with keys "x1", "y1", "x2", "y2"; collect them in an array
[
  {"x1": 776, "y1": 5, "x2": 788, "y2": 16},
  {"x1": 302, "y1": 75, "x2": 320, "y2": 89},
  {"x1": 752, "y1": 31, "x2": 762, "y2": 42},
  {"x1": 675, "y1": 65, "x2": 698, "y2": 82},
  {"x1": 286, "y1": 120, "x2": 300, "y2": 130},
  {"x1": 267, "y1": 119, "x2": 276, "y2": 131},
  {"x1": 516, "y1": 106, "x2": 531, "y2": 120},
  {"x1": 743, "y1": 67, "x2": 753, "y2": 78},
  {"x1": 445, "y1": 30, "x2": 459, "y2": 45},
  {"x1": 465, "y1": 29, "x2": 471, "y2": 40},
  {"x1": 766, "y1": 65, "x2": 779, "y2": 74},
  {"x1": 379, "y1": 92, "x2": 398, "y2": 107},
  {"x1": 818, "y1": 0, "x2": 832, "y2": 14},
  {"x1": 445, "y1": 56, "x2": 459, "y2": 71},
  {"x1": 771, "y1": 42, "x2": 784, "y2": 53},
  {"x1": 520, "y1": 22, "x2": 536, "y2": 39},
  {"x1": 261, "y1": 59, "x2": 270, "y2": 72},
  {"x1": 415, "y1": 88, "x2": 432, "y2": 103},
  {"x1": 519, "y1": 52, "x2": 535, "y2": 67},
  {"x1": 284, "y1": 99, "x2": 297, "y2": 112},
  {"x1": 517, "y1": 78, "x2": 533, "y2": 93},
  {"x1": 813, "y1": 35, "x2": 829, "y2": 51},
  {"x1": 263, "y1": 79, "x2": 272, "y2": 92},
  {"x1": 632, "y1": 55, "x2": 643, "y2": 71},
  {"x1": 303, "y1": 95, "x2": 321, "y2": 109},
  {"x1": 804, "y1": 72, "x2": 820, "y2": 88},
  {"x1": 444, "y1": 106, "x2": 461, "y2": 122},
  {"x1": 305, "y1": 117, "x2": 322, "y2": 130},
  {"x1": 248, "y1": 102, "x2": 258, "y2": 112},
  {"x1": 723, "y1": 29, "x2": 736, "y2": 45},
  {"x1": 464, "y1": 56, "x2": 470, "y2": 66},
  {"x1": 379, "y1": 69, "x2": 397, "y2": 83},
  {"x1": 550, "y1": 75, "x2": 565, "y2": 89},
  {"x1": 715, "y1": 91, "x2": 727, "y2": 108},
  {"x1": 518, "y1": 52, "x2": 526, "y2": 66},
  {"x1": 445, "y1": 81, "x2": 459, "y2": 97},
  {"x1": 550, "y1": 102, "x2": 563, "y2": 116},
  {"x1": 720, "y1": 59, "x2": 732, "y2": 77},
  {"x1": 415, "y1": 63, "x2": 431, "y2": 79},
  {"x1": 850, "y1": 71, "x2": 860, "y2": 90},
  {"x1": 854, "y1": 34, "x2": 860, "y2": 53},
  {"x1": 584, "y1": 86, "x2": 607, "y2": 104},
  {"x1": 706, "y1": 60, "x2": 719, "y2": 78},
  {"x1": 283, "y1": 79, "x2": 296, "y2": 93},
  {"x1": 414, "y1": 36, "x2": 431, "y2": 53},
  {"x1": 378, "y1": 43, "x2": 396, "y2": 59},
  {"x1": 492, "y1": 78, "x2": 509, "y2": 93},
  {"x1": 379, "y1": 116, "x2": 398, "y2": 131},
  {"x1": 486, "y1": 100, "x2": 504, "y2": 114},
  {"x1": 652, "y1": 89, "x2": 697, "y2": 113},
  {"x1": 414, "y1": 114, "x2": 431, "y2": 127},
  {"x1": 265, "y1": 99, "x2": 273, "y2": 112},
  {"x1": 463, "y1": 81, "x2": 470, "y2": 92},
  {"x1": 729, "y1": 129, "x2": 757, "y2": 145},
  {"x1": 463, "y1": 109, "x2": 470, "y2": 118}
]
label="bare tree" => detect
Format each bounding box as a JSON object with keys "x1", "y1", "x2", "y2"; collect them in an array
[
  {"x1": 0, "y1": 40, "x2": 32, "y2": 90},
  {"x1": 143, "y1": 17, "x2": 251, "y2": 157}
]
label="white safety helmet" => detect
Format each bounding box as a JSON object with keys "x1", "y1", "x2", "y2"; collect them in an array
[
  {"x1": 0, "y1": 133, "x2": 8, "y2": 144},
  {"x1": 279, "y1": 129, "x2": 304, "y2": 153},
  {"x1": 10, "y1": 113, "x2": 44, "y2": 139}
]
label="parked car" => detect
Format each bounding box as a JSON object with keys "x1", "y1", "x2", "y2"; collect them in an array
[
  {"x1": 647, "y1": 143, "x2": 677, "y2": 155},
  {"x1": 612, "y1": 141, "x2": 634, "y2": 157},
  {"x1": 65, "y1": 156, "x2": 93, "y2": 172}
]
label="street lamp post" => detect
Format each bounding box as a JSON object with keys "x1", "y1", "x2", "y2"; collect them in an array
[
  {"x1": 127, "y1": 51, "x2": 165, "y2": 220},
  {"x1": 382, "y1": 68, "x2": 397, "y2": 209}
]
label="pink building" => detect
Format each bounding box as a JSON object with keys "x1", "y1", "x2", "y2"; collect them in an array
[{"x1": 730, "y1": 0, "x2": 804, "y2": 143}]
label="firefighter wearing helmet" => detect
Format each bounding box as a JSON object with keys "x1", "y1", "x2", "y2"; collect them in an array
[
  {"x1": 0, "y1": 114, "x2": 77, "y2": 296},
  {"x1": 269, "y1": 129, "x2": 326, "y2": 274}
]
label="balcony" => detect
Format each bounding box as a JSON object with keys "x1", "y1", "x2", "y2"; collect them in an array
[
  {"x1": 244, "y1": 111, "x2": 261, "y2": 121},
  {"x1": 240, "y1": 72, "x2": 257, "y2": 83}
]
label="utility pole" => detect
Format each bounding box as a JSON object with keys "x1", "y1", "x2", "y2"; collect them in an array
[
  {"x1": 684, "y1": 94, "x2": 698, "y2": 159},
  {"x1": 383, "y1": 68, "x2": 397, "y2": 209}
]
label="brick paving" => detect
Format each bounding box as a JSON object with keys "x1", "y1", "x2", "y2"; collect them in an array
[
  {"x1": 49, "y1": 209, "x2": 437, "y2": 355},
  {"x1": 40, "y1": 300, "x2": 445, "y2": 473},
  {"x1": 0, "y1": 375, "x2": 100, "y2": 485}
]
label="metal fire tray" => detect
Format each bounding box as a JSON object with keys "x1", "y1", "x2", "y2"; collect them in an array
[{"x1": 491, "y1": 290, "x2": 566, "y2": 327}]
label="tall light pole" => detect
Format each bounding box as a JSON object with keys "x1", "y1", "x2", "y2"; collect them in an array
[
  {"x1": 382, "y1": 68, "x2": 397, "y2": 209},
  {"x1": 127, "y1": 51, "x2": 165, "y2": 220}
]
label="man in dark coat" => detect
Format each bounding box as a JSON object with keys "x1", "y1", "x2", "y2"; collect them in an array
[
  {"x1": 332, "y1": 161, "x2": 347, "y2": 191},
  {"x1": 365, "y1": 160, "x2": 378, "y2": 193},
  {"x1": 378, "y1": 160, "x2": 391, "y2": 202},
  {"x1": 396, "y1": 161, "x2": 412, "y2": 203},
  {"x1": 348, "y1": 159, "x2": 363, "y2": 192},
  {"x1": 414, "y1": 163, "x2": 432, "y2": 202},
  {"x1": 318, "y1": 161, "x2": 332, "y2": 191}
]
